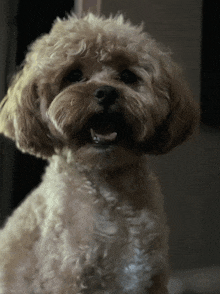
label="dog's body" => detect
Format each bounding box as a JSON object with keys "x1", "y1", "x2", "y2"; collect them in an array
[
  {"x1": 0, "y1": 13, "x2": 199, "y2": 293},
  {"x1": 0, "y1": 154, "x2": 168, "y2": 293}
]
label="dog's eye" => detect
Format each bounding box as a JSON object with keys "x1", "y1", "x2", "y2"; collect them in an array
[
  {"x1": 64, "y1": 69, "x2": 83, "y2": 83},
  {"x1": 120, "y1": 69, "x2": 138, "y2": 84}
]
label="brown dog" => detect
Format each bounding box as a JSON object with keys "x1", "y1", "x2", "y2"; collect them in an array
[{"x1": 0, "y1": 13, "x2": 199, "y2": 293}]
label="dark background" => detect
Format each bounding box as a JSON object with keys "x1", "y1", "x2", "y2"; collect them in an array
[
  {"x1": 11, "y1": 0, "x2": 75, "y2": 208},
  {"x1": 201, "y1": 0, "x2": 220, "y2": 127}
]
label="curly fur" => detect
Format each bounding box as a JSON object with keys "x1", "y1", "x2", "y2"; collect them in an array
[{"x1": 0, "y1": 13, "x2": 199, "y2": 293}]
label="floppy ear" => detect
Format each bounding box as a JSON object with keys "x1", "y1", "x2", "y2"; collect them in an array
[
  {"x1": 0, "y1": 68, "x2": 55, "y2": 158},
  {"x1": 145, "y1": 65, "x2": 200, "y2": 154}
]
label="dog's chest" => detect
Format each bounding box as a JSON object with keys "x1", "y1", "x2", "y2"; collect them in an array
[
  {"x1": 34, "y1": 167, "x2": 162, "y2": 293},
  {"x1": 76, "y1": 185, "x2": 157, "y2": 293}
]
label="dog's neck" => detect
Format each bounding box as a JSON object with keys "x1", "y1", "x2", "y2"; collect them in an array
[
  {"x1": 48, "y1": 152, "x2": 156, "y2": 212},
  {"x1": 85, "y1": 162, "x2": 152, "y2": 211}
]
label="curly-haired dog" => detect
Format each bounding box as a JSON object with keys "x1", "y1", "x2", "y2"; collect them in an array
[{"x1": 0, "y1": 13, "x2": 199, "y2": 293}]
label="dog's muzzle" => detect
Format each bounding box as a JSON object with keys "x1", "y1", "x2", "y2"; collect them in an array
[{"x1": 89, "y1": 86, "x2": 120, "y2": 147}]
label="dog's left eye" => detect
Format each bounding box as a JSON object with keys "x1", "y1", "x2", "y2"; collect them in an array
[
  {"x1": 64, "y1": 69, "x2": 83, "y2": 83},
  {"x1": 120, "y1": 69, "x2": 138, "y2": 84}
]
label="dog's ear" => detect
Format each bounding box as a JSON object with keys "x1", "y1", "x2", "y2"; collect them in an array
[
  {"x1": 145, "y1": 65, "x2": 200, "y2": 154},
  {"x1": 0, "y1": 68, "x2": 55, "y2": 158}
]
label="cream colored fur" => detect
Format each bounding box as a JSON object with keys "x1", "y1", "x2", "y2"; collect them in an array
[{"x1": 0, "y1": 13, "x2": 199, "y2": 293}]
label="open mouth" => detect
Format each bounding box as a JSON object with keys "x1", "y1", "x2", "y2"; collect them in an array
[{"x1": 88, "y1": 113, "x2": 123, "y2": 147}]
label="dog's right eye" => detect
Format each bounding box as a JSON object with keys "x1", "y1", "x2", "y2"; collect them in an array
[
  {"x1": 64, "y1": 69, "x2": 83, "y2": 83},
  {"x1": 120, "y1": 69, "x2": 138, "y2": 85}
]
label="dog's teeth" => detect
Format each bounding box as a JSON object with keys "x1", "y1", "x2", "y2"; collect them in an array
[{"x1": 90, "y1": 129, "x2": 100, "y2": 142}]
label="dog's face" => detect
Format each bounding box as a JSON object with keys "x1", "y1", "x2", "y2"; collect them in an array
[{"x1": 0, "y1": 14, "x2": 199, "y2": 169}]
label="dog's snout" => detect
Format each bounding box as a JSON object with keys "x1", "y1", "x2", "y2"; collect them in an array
[{"x1": 94, "y1": 86, "x2": 119, "y2": 106}]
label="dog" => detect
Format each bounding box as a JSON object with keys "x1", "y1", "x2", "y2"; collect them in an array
[{"x1": 0, "y1": 13, "x2": 199, "y2": 293}]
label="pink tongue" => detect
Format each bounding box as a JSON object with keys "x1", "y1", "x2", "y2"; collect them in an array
[{"x1": 90, "y1": 129, "x2": 117, "y2": 143}]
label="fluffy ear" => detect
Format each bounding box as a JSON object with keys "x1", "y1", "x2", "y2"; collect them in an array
[
  {"x1": 145, "y1": 65, "x2": 200, "y2": 154},
  {"x1": 0, "y1": 68, "x2": 55, "y2": 158}
]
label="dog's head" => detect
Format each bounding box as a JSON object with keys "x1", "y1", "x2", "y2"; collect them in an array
[{"x1": 0, "y1": 14, "x2": 199, "y2": 169}]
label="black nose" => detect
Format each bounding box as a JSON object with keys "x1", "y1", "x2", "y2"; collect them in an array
[{"x1": 94, "y1": 86, "x2": 119, "y2": 106}]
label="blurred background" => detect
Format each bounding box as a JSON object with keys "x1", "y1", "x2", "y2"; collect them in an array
[{"x1": 0, "y1": 0, "x2": 220, "y2": 293}]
